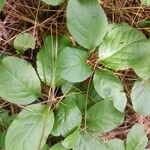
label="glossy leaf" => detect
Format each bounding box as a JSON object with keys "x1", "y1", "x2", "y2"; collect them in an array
[
  {"x1": 57, "y1": 47, "x2": 92, "y2": 82},
  {"x1": 62, "y1": 128, "x2": 79, "y2": 149},
  {"x1": 99, "y1": 23, "x2": 146, "y2": 70},
  {"x1": 41, "y1": 0, "x2": 65, "y2": 6},
  {"x1": 126, "y1": 124, "x2": 148, "y2": 150},
  {"x1": 0, "y1": 56, "x2": 41, "y2": 104},
  {"x1": 131, "y1": 79, "x2": 150, "y2": 116},
  {"x1": 67, "y1": 0, "x2": 108, "y2": 49},
  {"x1": 14, "y1": 33, "x2": 36, "y2": 54},
  {"x1": 87, "y1": 99, "x2": 124, "y2": 133},
  {"x1": 101, "y1": 39, "x2": 150, "y2": 80},
  {"x1": 51, "y1": 97, "x2": 82, "y2": 137},
  {"x1": 5, "y1": 104, "x2": 54, "y2": 150},
  {"x1": 99, "y1": 23, "x2": 146, "y2": 60},
  {"x1": 49, "y1": 143, "x2": 67, "y2": 150},
  {"x1": 37, "y1": 35, "x2": 70, "y2": 86},
  {"x1": 93, "y1": 70, "x2": 127, "y2": 112}
]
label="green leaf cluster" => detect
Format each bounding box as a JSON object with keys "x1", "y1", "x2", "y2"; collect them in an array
[{"x1": 0, "y1": 0, "x2": 150, "y2": 149}]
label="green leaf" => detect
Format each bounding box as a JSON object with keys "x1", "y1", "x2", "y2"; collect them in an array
[
  {"x1": 106, "y1": 139, "x2": 125, "y2": 150},
  {"x1": 61, "y1": 82, "x2": 103, "y2": 108},
  {"x1": 0, "y1": 109, "x2": 15, "y2": 130},
  {"x1": 64, "y1": 93, "x2": 86, "y2": 113},
  {"x1": 103, "y1": 39, "x2": 150, "y2": 79},
  {"x1": 73, "y1": 133, "x2": 106, "y2": 150},
  {"x1": 62, "y1": 128, "x2": 79, "y2": 149},
  {"x1": 37, "y1": 35, "x2": 70, "y2": 86},
  {"x1": 49, "y1": 143, "x2": 67, "y2": 150},
  {"x1": 81, "y1": 83, "x2": 103, "y2": 103},
  {"x1": 41, "y1": 144, "x2": 49, "y2": 150},
  {"x1": 131, "y1": 79, "x2": 150, "y2": 116},
  {"x1": 0, "y1": 0, "x2": 5, "y2": 12},
  {"x1": 0, "y1": 109, "x2": 9, "y2": 130},
  {"x1": 138, "y1": 20, "x2": 150, "y2": 28},
  {"x1": 5, "y1": 104, "x2": 54, "y2": 150},
  {"x1": 102, "y1": 39, "x2": 150, "y2": 79},
  {"x1": 93, "y1": 70, "x2": 127, "y2": 112},
  {"x1": 57, "y1": 47, "x2": 92, "y2": 82},
  {"x1": 67, "y1": 0, "x2": 108, "y2": 50},
  {"x1": 126, "y1": 124, "x2": 148, "y2": 150},
  {"x1": 87, "y1": 99, "x2": 124, "y2": 133},
  {"x1": 14, "y1": 33, "x2": 36, "y2": 54},
  {"x1": 99, "y1": 23, "x2": 146, "y2": 70},
  {"x1": 140, "y1": 0, "x2": 150, "y2": 5},
  {"x1": 0, "y1": 56, "x2": 41, "y2": 105},
  {"x1": 0, "y1": 109, "x2": 15, "y2": 149},
  {"x1": 74, "y1": 133, "x2": 125, "y2": 150},
  {"x1": 61, "y1": 82, "x2": 81, "y2": 94},
  {"x1": 51, "y1": 97, "x2": 82, "y2": 137},
  {"x1": 126, "y1": 39, "x2": 150, "y2": 79},
  {"x1": 41, "y1": 0, "x2": 65, "y2": 6},
  {"x1": 0, "y1": 131, "x2": 5, "y2": 149},
  {"x1": 61, "y1": 82, "x2": 89, "y2": 112}
]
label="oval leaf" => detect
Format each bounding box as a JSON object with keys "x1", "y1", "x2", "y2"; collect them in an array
[
  {"x1": 73, "y1": 133, "x2": 106, "y2": 150},
  {"x1": 126, "y1": 39, "x2": 150, "y2": 79},
  {"x1": 99, "y1": 23, "x2": 146, "y2": 70},
  {"x1": 106, "y1": 139, "x2": 125, "y2": 150},
  {"x1": 14, "y1": 33, "x2": 36, "y2": 54},
  {"x1": 5, "y1": 104, "x2": 54, "y2": 150},
  {"x1": 37, "y1": 35, "x2": 70, "y2": 86},
  {"x1": 93, "y1": 70, "x2": 127, "y2": 112},
  {"x1": 126, "y1": 124, "x2": 148, "y2": 150},
  {"x1": 67, "y1": 0, "x2": 108, "y2": 49},
  {"x1": 51, "y1": 96, "x2": 82, "y2": 137},
  {"x1": 87, "y1": 99, "x2": 124, "y2": 133},
  {"x1": 0, "y1": 56, "x2": 41, "y2": 104},
  {"x1": 61, "y1": 128, "x2": 79, "y2": 149},
  {"x1": 41, "y1": 0, "x2": 65, "y2": 6},
  {"x1": 131, "y1": 79, "x2": 150, "y2": 116},
  {"x1": 74, "y1": 133, "x2": 125, "y2": 150},
  {"x1": 104, "y1": 39, "x2": 150, "y2": 79},
  {"x1": 57, "y1": 47, "x2": 92, "y2": 83},
  {"x1": 99, "y1": 23, "x2": 146, "y2": 61}
]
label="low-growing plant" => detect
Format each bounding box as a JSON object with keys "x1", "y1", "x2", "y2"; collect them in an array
[{"x1": 0, "y1": 0, "x2": 150, "y2": 150}]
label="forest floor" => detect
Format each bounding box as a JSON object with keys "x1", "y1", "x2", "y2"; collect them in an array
[{"x1": 0, "y1": 0, "x2": 150, "y2": 148}]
